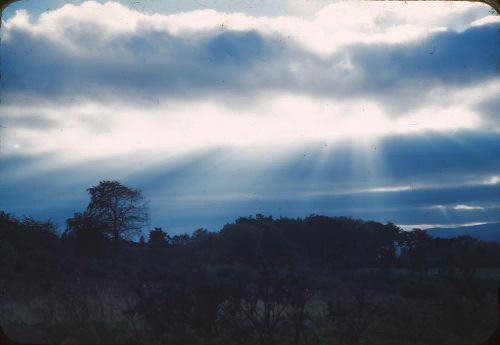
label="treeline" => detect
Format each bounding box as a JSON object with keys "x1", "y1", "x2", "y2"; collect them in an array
[
  {"x1": 2, "y1": 210, "x2": 500, "y2": 277},
  {"x1": 139, "y1": 215, "x2": 500, "y2": 273},
  {"x1": 3, "y1": 180, "x2": 495, "y2": 276}
]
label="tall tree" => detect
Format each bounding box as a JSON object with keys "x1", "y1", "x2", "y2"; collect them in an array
[{"x1": 85, "y1": 180, "x2": 149, "y2": 243}]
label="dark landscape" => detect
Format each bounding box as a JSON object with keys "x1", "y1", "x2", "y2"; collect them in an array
[
  {"x1": 1, "y1": 181, "x2": 499, "y2": 345},
  {"x1": 1, "y1": 1, "x2": 499, "y2": 345}
]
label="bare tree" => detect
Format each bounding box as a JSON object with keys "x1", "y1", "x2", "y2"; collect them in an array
[
  {"x1": 285, "y1": 277, "x2": 313, "y2": 345},
  {"x1": 85, "y1": 180, "x2": 149, "y2": 244},
  {"x1": 327, "y1": 292, "x2": 382, "y2": 345},
  {"x1": 240, "y1": 269, "x2": 289, "y2": 345}
]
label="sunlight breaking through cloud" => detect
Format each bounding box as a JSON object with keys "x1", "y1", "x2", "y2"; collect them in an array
[{"x1": 0, "y1": 0, "x2": 498, "y2": 231}]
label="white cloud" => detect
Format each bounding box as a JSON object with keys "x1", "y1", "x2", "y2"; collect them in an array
[
  {"x1": 399, "y1": 222, "x2": 489, "y2": 230},
  {"x1": 470, "y1": 15, "x2": 500, "y2": 27},
  {"x1": 453, "y1": 204, "x2": 485, "y2": 211},
  {"x1": 2, "y1": 0, "x2": 494, "y2": 55},
  {"x1": 431, "y1": 204, "x2": 487, "y2": 211},
  {"x1": 0, "y1": 1, "x2": 497, "y2": 161},
  {"x1": 431, "y1": 205, "x2": 447, "y2": 210},
  {"x1": 1, "y1": 87, "x2": 489, "y2": 160},
  {"x1": 485, "y1": 176, "x2": 500, "y2": 185}
]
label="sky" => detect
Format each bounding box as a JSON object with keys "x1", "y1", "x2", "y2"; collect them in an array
[{"x1": 0, "y1": 0, "x2": 499, "y2": 234}]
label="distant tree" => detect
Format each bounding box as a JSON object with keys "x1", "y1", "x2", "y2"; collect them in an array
[
  {"x1": 171, "y1": 234, "x2": 191, "y2": 247},
  {"x1": 139, "y1": 235, "x2": 146, "y2": 246},
  {"x1": 398, "y1": 228, "x2": 432, "y2": 272},
  {"x1": 85, "y1": 180, "x2": 149, "y2": 243},
  {"x1": 64, "y1": 212, "x2": 110, "y2": 256},
  {"x1": 191, "y1": 228, "x2": 215, "y2": 248},
  {"x1": 22, "y1": 216, "x2": 58, "y2": 240},
  {"x1": 0, "y1": 212, "x2": 60, "y2": 265},
  {"x1": 148, "y1": 227, "x2": 170, "y2": 248}
]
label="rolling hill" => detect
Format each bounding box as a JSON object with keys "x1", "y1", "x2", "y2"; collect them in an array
[{"x1": 426, "y1": 222, "x2": 500, "y2": 242}]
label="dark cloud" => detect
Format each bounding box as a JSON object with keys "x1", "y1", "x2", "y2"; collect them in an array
[
  {"x1": 342, "y1": 24, "x2": 500, "y2": 113},
  {"x1": 1, "y1": 22, "x2": 498, "y2": 114},
  {"x1": 0, "y1": 27, "x2": 280, "y2": 102},
  {"x1": 353, "y1": 24, "x2": 499, "y2": 87},
  {"x1": 477, "y1": 95, "x2": 500, "y2": 127}
]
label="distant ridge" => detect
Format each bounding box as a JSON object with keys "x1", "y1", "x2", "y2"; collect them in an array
[{"x1": 426, "y1": 223, "x2": 500, "y2": 242}]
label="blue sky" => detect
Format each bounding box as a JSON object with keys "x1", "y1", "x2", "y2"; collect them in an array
[{"x1": 1, "y1": 0, "x2": 499, "y2": 234}]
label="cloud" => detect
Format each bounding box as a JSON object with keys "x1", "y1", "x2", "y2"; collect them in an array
[
  {"x1": 485, "y1": 176, "x2": 500, "y2": 185},
  {"x1": 1, "y1": 1, "x2": 498, "y2": 160},
  {"x1": 476, "y1": 95, "x2": 500, "y2": 128},
  {"x1": 1, "y1": 1, "x2": 498, "y2": 112},
  {"x1": 2, "y1": 92, "x2": 497, "y2": 158},
  {"x1": 453, "y1": 204, "x2": 485, "y2": 211},
  {"x1": 3, "y1": 1, "x2": 491, "y2": 47}
]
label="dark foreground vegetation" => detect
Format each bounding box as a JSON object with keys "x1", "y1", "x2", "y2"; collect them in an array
[{"x1": 1, "y1": 181, "x2": 499, "y2": 345}]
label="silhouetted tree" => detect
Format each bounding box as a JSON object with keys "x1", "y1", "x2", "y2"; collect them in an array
[
  {"x1": 241, "y1": 268, "x2": 290, "y2": 345},
  {"x1": 327, "y1": 292, "x2": 382, "y2": 345},
  {"x1": 285, "y1": 272, "x2": 313, "y2": 345},
  {"x1": 85, "y1": 180, "x2": 149, "y2": 244},
  {"x1": 148, "y1": 227, "x2": 170, "y2": 248},
  {"x1": 399, "y1": 228, "x2": 432, "y2": 272},
  {"x1": 139, "y1": 235, "x2": 146, "y2": 246},
  {"x1": 170, "y1": 234, "x2": 191, "y2": 247},
  {"x1": 64, "y1": 212, "x2": 110, "y2": 256},
  {"x1": 191, "y1": 228, "x2": 215, "y2": 249}
]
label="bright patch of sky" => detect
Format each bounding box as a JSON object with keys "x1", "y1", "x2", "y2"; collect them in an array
[{"x1": 1, "y1": 1, "x2": 499, "y2": 233}]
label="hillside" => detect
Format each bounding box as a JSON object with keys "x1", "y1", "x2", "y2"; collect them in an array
[{"x1": 427, "y1": 222, "x2": 500, "y2": 242}]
